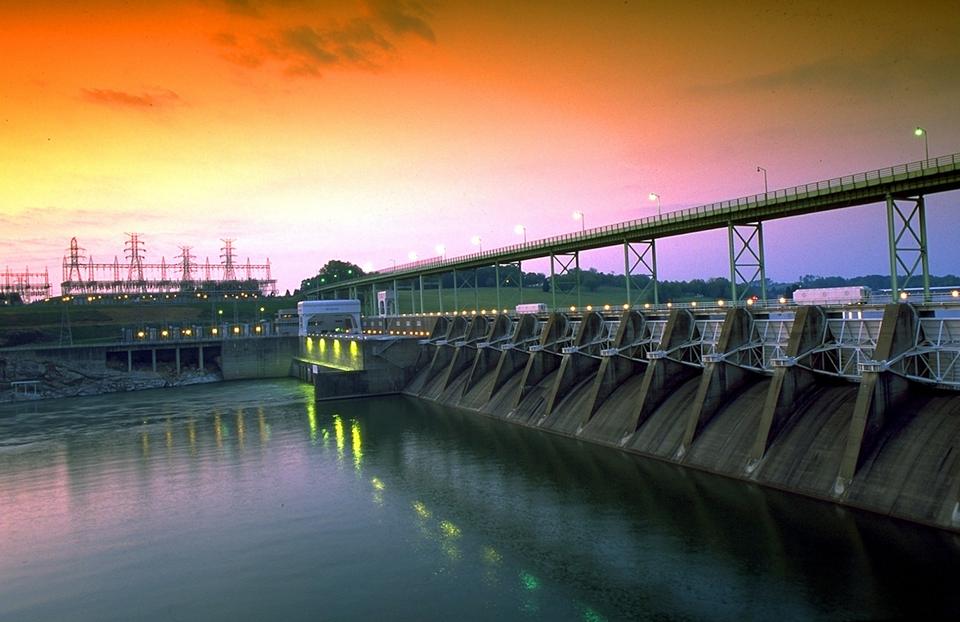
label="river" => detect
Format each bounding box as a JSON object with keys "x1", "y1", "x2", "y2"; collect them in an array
[{"x1": 1, "y1": 379, "x2": 957, "y2": 620}]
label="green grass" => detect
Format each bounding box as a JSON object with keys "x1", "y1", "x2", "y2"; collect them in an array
[{"x1": 383, "y1": 285, "x2": 644, "y2": 315}]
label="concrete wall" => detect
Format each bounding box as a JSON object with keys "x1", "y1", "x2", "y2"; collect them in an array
[
  {"x1": 221, "y1": 336, "x2": 299, "y2": 380},
  {"x1": 402, "y1": 308, "x2": 960, "y2": 533}
]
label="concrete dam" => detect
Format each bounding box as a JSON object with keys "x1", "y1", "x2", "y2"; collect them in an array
[{"x1": 308, "y1": 303, "x2": 960, "y2": 533}]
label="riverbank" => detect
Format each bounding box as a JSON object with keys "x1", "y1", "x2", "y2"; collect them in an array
[{"x1": 0, "y1": 336, "x2": 298, "y2": 403}]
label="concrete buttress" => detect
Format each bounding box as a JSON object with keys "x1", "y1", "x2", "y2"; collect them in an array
[
  {"x1": 679, "y1": 307, "x2": 755, "y2": 458},
  {"x1": 748, "y1": 306, "x2": 827, "y2": 470},
  {"x1": 835, "y1": 303, "x2": 917, "y2": 495}
]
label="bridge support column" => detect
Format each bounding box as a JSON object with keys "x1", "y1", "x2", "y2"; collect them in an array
[
  {"x1": 127, "y1": 350, "x2": 132, "y2": 373},
  {"x1": 175, "y1": 347, "x2": 181, "y2": 375},
  {"x1": 549, "y1": 252, "x2": 580, "y2": 310},
  {"x1": 728, "y1": 221, "x2": 766, "y2": 302},
  {"x1": 199, "y1": 345, "x2": 204, "y2": 371},
  {"x1": 886, "y1": 193, "x2": 930, "y2": 302},
  {"x1": 747, "y1": 306, "x2": 827, "y2": 472},
  {"x1": 583, "y1": 310, "x2": 646, "y2": 425},
  {"x1": 679, "y1": 307, "x2": 755, "y2": 457},
  {"x1": 624, "y1": 240, "x2": 658, "y2": 306},
  {"x1": 620, "y1": 309, "x2": 699, "y2": 442},
  {"x1": 419, "y1": 275, "x2": 424, "y2": 314},
  {"x1": 545, "y1": 311, "x2": 605, "y2": 416},
  {"x1": 834, "y1": 303, "x2": 917, "y2": 496},
  {"x1": 151, "y1": 349, "x2": 157, "y2": 372}
]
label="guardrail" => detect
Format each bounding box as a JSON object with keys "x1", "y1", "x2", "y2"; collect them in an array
[{"x1": 330, "y1": 152, "x2": 960, "y2": 284}]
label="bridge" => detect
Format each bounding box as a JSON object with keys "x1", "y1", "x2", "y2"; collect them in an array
[{"x1": 308, "y1": 153, "x2": 960, "y2": 312}]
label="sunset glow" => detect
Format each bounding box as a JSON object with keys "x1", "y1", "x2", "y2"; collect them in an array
[{"x1": 2, "y1": 1, "x2": 958, "y2": 293}]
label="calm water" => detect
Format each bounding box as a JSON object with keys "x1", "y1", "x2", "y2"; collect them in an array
[{"x1": 1, "y1": 380, "x2": 958, "y2": 621}]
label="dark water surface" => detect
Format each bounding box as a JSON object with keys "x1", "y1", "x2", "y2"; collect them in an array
[{"x1": 1, "y1": 380, "x2": 958, "y2": 621}]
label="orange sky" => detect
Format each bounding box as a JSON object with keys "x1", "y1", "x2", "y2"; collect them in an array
[{"x1": 2, "y1": 0, "x2": 958, "y2": 293}]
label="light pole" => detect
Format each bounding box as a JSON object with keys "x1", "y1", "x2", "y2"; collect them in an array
[
  {"x1": 756, "y1": 166, "x2": 768, "y2": 193},
  {"x1": 514, "y1": 224, "x2": 527, "y2": 243},
  {"x1": 572, "y1": 211, "x2": 585, "y2": 232},
  {"x1": 471, "y1": 235, "x2": 483, "y2": 252},
  {"x1": 435, "y1": 244, "x2": 446, "y2": 259},
  {"x1": 915, "y1": 126, "x2": 929, "y2": 161},
  {"x1": 648, "y1": 193, "x2": 661, "y2": 216}
]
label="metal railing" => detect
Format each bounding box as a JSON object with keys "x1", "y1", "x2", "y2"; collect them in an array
[{"x1": 329, "y1": 152, "x2": 960, "y2": 287}]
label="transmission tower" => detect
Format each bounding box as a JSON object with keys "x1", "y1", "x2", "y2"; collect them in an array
[
  {"x1": 221, "y1": 239, "x2": 236, "y2": 281},
  {"x1": 124, "y1": 232, "x2": 146, "y2": 291}
]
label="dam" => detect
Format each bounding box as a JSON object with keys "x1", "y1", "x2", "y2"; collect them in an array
[
  {"x1": 301, "y1": 298, "x2": 960, "y2": 533},
  {"x1": 298, "y1": 151, "x2": 960, "y2": 534}
]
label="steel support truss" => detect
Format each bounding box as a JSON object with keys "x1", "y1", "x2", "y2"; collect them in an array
[
  {"x1": 624, "y1": 239, "x2": 658, "y2": 306},
  {"x1": 549, "y1": 251, "x2": 580, "y2": 310},
  {"x1": 885, "y1": 318, "x2": 960, "y2": 388},
  {"x1": 886, "y1": 193, "x2": 930, "y2": 302},
  {"x1": 728, "y1": 221, "x2": 767, "y2": 302},
  {"x1": 494, "y1": 260, "x2": 523, "y2": 312},
  {"x1": 452, "y1": 267, "x2": 479, "y2": 312}
]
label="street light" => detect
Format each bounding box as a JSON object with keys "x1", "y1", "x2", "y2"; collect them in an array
[
  {"x1": 471, "y1": 235, "x2": 483, "y2": 252},
  {"x1": 648, "y1": 193, "x2": 661, "y2": 216},
  {"x1": 435, "y1": 244, "x2": 446, "y2": 259},
  {"x1": 514, "y1": 224, "x2": 527, "y2": 243},
  {"x1": 914, "y1": 127, "x2": 929, "y2": 161},
  {"x1": 572, "y1": 211, "x2": 585, "y2": 232},
  {"x1": 756, "y1": 166, "x2": 768, "y2": 193}
]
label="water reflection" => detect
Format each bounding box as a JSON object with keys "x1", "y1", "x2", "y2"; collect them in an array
[{"x1": 0, "y1": 381, "x2": 958, "y2": 621}]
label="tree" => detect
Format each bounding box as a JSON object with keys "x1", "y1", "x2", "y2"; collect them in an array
[{"x1": 301, "y1": 260, "x2": 365, "y2": 292}]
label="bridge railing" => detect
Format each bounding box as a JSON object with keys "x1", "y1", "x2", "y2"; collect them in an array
[{"x1": 365, "y1": 153, "x2": 959, "y2": 280}]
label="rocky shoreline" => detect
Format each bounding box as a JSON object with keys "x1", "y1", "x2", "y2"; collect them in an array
[{"x1": 0, "y1": 356, "x2": 223, "y2": 404}]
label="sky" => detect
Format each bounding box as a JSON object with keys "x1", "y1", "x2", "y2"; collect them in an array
[{"x1": 1, "y1": 0, "x2": 959, "y2": 295}]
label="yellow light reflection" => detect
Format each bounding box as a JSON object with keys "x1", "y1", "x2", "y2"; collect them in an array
[
  {"x1": 188, "y1": 419, "x2": 197, "y2": 453},
  {"x1": 307, "y1": 401, "x2": 318, "y2": 444},
  {"x1": 236, "y1": 410, "x2": 246, "y2": 450},
  {"x1": 412, "y1": 501, "x2": 431, "y2": 519},
  {"x1": 351, "y1": 419, "x2": 363, "y2": 470},
  {"x1": 371, "y1": 477, "x2": 385, "y2": 491},
  {"x1": 333, "y1": 414, "x2": 345, "y2": 459},
  {"x1": 165, "y1": 417, "x2": 173, "y2": 451},
  {"x1": 214, "y1": 413, "x2": 223, "y2": 448},
  {"x1": 258, "y1": 408, "x2": 269, "y2": 443},
  {"x1": 482, "y1": 546, "x2": 502, "y2": 564},
  {"x1": 440, "y1": 520, "x2": 461, "y2": 538}
]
